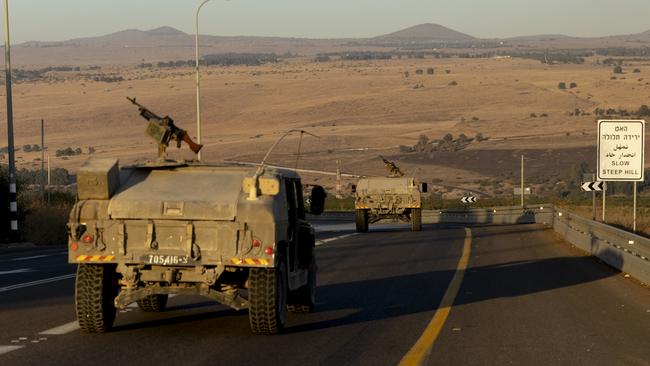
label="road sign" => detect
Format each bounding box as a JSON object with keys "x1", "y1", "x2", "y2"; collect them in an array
[
  {"x1": 513, "y1": 187, "x2": 531, "y2": 195},
  {"x1": 597, "y1": 120, "x2": 645, "y2": 181},
  {"x1": 581, "y1": 181, "x2": 604, "y2": 192},
  {"x1": 461, "y1": 196, "x2": 476, "y2": 203}
]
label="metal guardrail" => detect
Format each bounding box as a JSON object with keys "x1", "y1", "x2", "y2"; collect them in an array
[
  {"x1": 315, "y1": 204, "x2": 649, "y2": 284},
  {"x1": 553, "y1": 207, "x2": 650, "y2": 285}
]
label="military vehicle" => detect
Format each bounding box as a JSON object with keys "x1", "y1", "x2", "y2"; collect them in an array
[
  {"x1": 354, "y1": 156, "x2": 427, "y2": 232},
  {"x1": 67, "y1": 99, "x2": 323, "y2": 335}
]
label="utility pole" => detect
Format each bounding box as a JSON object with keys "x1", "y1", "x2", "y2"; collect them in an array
[
  {"x1": 3, "y1": 0, "x2": 18, "y2": 237},
  {"x1": 47, "y1": 155, "x2": 51, "y2": 204},
  {"x1": 195, "y1": 0, "x2": 211, "y2": 162},
  {"x1": 40, "y1": 119, "x2": 45, "y2": 201},
  {"x1": 336, "y1": 160, "x2": 342, "y2": 199},
  {"x1": 520, "y1": 155, "x2": 524, "y2": 208}
]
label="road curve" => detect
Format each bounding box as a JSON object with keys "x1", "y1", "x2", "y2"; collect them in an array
[{"x1": 0, "y1": 223, "x2": 647, "y2": 366}]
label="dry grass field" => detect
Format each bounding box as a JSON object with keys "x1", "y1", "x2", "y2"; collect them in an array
[{"x1": 1, "y1": 56, "x2": 650, "y2": 198}]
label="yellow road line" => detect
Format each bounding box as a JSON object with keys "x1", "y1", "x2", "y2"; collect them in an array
[{"x1": 398, "y1": 227, "x2": 472, "y2": 366}]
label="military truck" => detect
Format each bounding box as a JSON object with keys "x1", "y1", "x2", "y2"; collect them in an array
[
  {"x1": 354, "y1": 157, "x2": 427, "y2": 232},
  {"x1": 67, "y1": 99, "x2": 322, "y2": 335}
]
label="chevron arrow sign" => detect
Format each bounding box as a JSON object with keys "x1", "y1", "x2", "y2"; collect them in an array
[
  {"x1": 461, "y1": 196, "x2": 477, "y2": 203},
  {"x1": 581, "y1": 181, "x2": 604, "y2": 192}
]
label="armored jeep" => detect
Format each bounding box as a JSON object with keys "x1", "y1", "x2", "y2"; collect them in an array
[
  {"x1": 68, "y1": 158, "x2": 322, "y2": 335},
  {"x1": 354, "y1": 176, "x2": 426, "y2": 232}
]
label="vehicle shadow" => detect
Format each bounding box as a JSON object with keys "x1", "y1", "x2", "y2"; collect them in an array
[{"x1": 288, "y1": 254, "x2": 619, "y2": 334}]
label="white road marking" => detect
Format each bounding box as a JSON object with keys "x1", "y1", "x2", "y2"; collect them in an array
[
  {"x1": 40, "y1": 321, "x2": 80, "y2": 335},
  {"x1": 0, "y1": 345, "x2": 24, "y2": 355},
  {"x1": 315, "y1": 233, "x2": 357, "y2": 246},
  {"x1": 0, "y1": 268, "x2": 36, "y2": 275},
  {"x1": 11, "y1": 253, "x2": 66, "y2": 261},
  {"x1": 0, "y1": 273, "x2": 76, "y2": 293}
]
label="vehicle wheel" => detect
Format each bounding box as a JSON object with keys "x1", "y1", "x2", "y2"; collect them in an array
[
  {"x1": 75, "y1": 264, "x2": 119, "y2": 333},
  {"x1": 356, "y1": 209, "x2": 369, "y2": 232},
  {"x1": 288, "y1": 256, "x2": 317, "y2": 313},
  {"x1": 137, "y1": 294, "x2": 168, "y2": 312},
  {"x1": 411, "y1": 208, "x2": 422, "y2": 232},
  {"x1": 248, "y1": 258, "x2": 287, "y2": 335}
]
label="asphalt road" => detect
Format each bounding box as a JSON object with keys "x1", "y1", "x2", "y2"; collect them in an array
[{"x1": 0, "y1": 222, "x2": 648, "y2": 366}]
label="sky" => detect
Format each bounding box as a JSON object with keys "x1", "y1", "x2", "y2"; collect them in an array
[{"x1": 1, "y1": 0, "x2": 650, "y2": 43}]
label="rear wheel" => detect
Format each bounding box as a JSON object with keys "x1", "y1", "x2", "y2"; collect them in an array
[
  {"x1": 137, "y1": 294, "x2": 168, "y2": 312},
  {"x1": 248, "y1": 258, "x2": 287, "y2": 335},
  {"x1": 356, "y1": 209, "x2": 369, "y2": 232},
  {"x1": 411, "y1": 208, "x2": 422, "y2": 232},
  {"x1": 75, "y1": 264, "x2": 119, "y2": 333}
]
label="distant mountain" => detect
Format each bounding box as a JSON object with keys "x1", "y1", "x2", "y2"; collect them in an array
[
  {"x1": 373, "y1": 23, "x2": 477, "y2": 43},
  {"x1": 11, "y1": 24, "x2": 650, "y2": 67},
  {"x1": 505, "y1": 34, "x2": 577, "y2": 42}
]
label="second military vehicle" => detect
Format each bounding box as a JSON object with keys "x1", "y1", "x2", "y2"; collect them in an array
[
  {"x1": 67, "y1": 99, "x2": 323, "y2": 335},
  {"x1": 354, "y1": 156, "x2": 427, "y2": 232}
]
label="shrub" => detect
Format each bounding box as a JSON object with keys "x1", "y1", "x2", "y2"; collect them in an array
[
  {"x1": 569, "y1": 82, "x2": 577, "y2": 88},
  {"x1": 633, "y1": 68, "x2": 641, "y2": 73},
  {"x1": 558, "y1": 82, "x2": 567, "y2": 89},
  {"x1": 399, "y1": 145, "x2": 415, "y2": 153},
  {"x1": 613, "y1": 65, "x2": 623, "y2": 74},
  {"x1": 427, "y1": 68, "x2": 434, "y2": 75},
  {"x1": 445, "y1": 70, "x2": 451, "y2": 74},
  {"x1": 23, "y1": 203, "x2": 72, "y2": 246},
  {"x1": 530, "y1": 113, "x2": 537, "y2": 118},
  {"x1": 415, "y1": 69, "x2": 424, "y2": 75},
  {"x1": 448, "y1": 80, "x2": 458, "y2": 86},
  {"x1": 475, "y1": 133, "x2": 488, "y2": 142},
  {"x1": 314, "y1": 54, "x2": 331, "y2": 62}
]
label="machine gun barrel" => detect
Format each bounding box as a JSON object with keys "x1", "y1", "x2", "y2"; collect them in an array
[{"x1": 127, "y1": 97, "x2": 203, "y2": 156}]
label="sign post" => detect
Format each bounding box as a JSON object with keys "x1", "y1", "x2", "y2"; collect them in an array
[
  {"x1": 597, "y1": 120, "x2": 645, "y2": 231},
  {"x1": 581, "y1": 173, "x2": 598, "y2": 220}
]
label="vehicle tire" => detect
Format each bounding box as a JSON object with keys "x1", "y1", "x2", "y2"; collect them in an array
[
  {"x1": 137, "y1": 294, "x2": 168, "y2": 312},
  {"x1": 288, "y1": 256, "x2": 317, "y2": 313},
  {"x1": 411, "y1": 208, "x2": 422, "y2": 232},
  {"x1": 75, "y1": 264, "x2": 119, "y2": 333},
  {"x1": 248, "y1": 258, "x2": 288, "y2": 335},
  {"x1": 356, "y1": 209, "x2": 369, "y2": 232}
]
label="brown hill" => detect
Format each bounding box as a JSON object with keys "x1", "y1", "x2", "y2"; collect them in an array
[{"x1": 373, "y1": 23, "x2": 477, "y2": 42}]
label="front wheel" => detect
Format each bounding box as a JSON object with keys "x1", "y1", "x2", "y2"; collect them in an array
[
  {"x1": 248, "y1": 258, "x2": 288, "y2": 335},
  {"x1": 356, "y1": 209, "x2": 369, "y2": 232},
  {"x1": 75, "y1": 264, "x2": 119, "y2": 333},
  {"x1": 411, "y1": 208, "x2": 422, "y2": 232}
]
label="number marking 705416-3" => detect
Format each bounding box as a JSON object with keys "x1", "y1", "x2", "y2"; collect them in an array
[{"x1": 146, "y1": 255, "x2": 189, "y2": 265}]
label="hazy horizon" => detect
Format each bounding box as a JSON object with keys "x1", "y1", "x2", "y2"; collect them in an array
[{"x1": 1, "y1": 0, "x2": 650, "y2": 43}]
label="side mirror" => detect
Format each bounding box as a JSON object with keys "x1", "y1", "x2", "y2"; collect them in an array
[
  {"x1": 309, "y1": 185, "x2": 326, "y2": 215},
  {"x1": 351, "y1": 184, "x2": 357, "y2": 194},
  {"x1": 420, "y1": 182, "x2": 428, "y2": 193}
]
